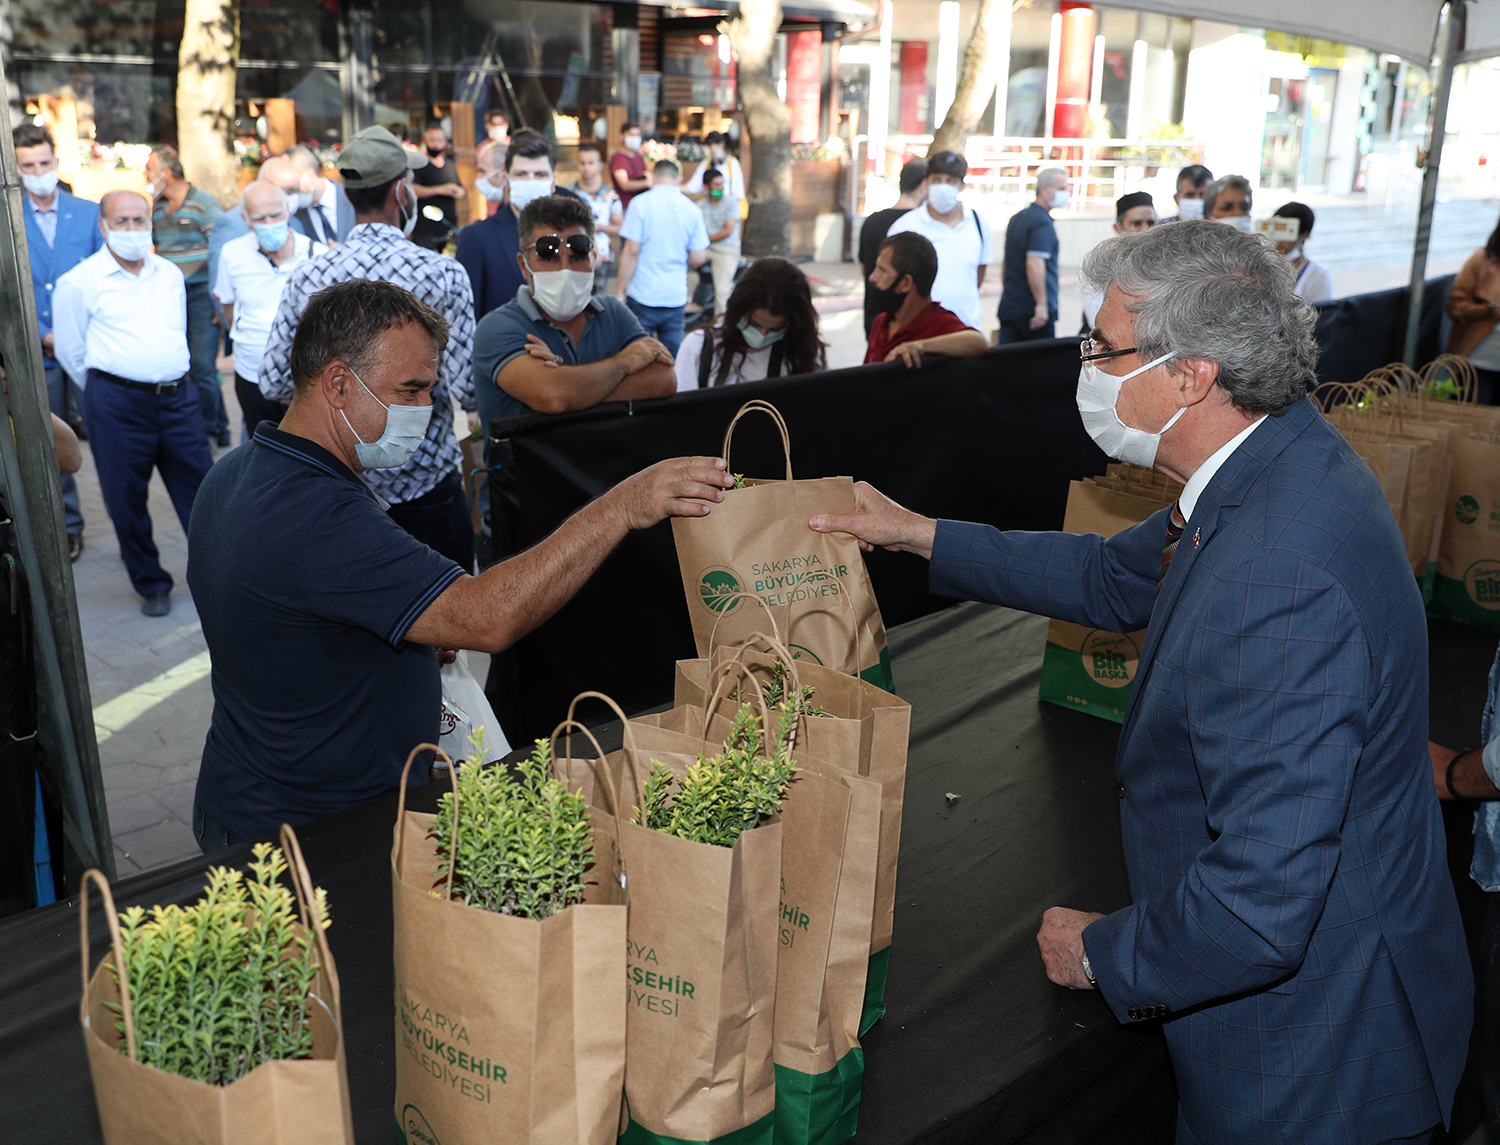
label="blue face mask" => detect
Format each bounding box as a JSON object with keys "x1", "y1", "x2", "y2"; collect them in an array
[
  {"x1": 340, "y1": 367, "x2": 431, "y2": 469},
  {"x1": 253, "y1": 220, "x2": 290, "y2": 252},
  {"x1": 738, "y1": 318, "x2": 785, "y2": 350}
]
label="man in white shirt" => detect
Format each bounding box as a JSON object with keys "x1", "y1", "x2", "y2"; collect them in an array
[
  {"x1": 685, "y1": 131, "x2": 745, "y2": 203},
  {"x1": 213, "y1": 181, "x2": 322, "y2": 438},
  {"x1": 886, "y1": 150, "x2": 993, "y2": 331},
  {"x1": 53, "y1": 189, "x2": 214, "y2": 617},
  {"x1": 614, "y1": 159, "x2": 710, "y2": 357}
]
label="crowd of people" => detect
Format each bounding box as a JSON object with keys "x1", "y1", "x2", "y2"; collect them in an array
[{"x1": 20, "y1": 108, "x2": 1500, "y2": 1144}]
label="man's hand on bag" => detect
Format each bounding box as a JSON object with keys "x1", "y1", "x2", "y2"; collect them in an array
[
  {"x1": 612, "y1": 456, "x2": 733, "y2": 529},
  {"x1": 1037, "y1": 906, "x2": 1105, "y2": 990},
  {"x1": 808, "y1": 481, "x2": 938, "y2": 559}
]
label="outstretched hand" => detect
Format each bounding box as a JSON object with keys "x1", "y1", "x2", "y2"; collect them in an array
[
  {"x1": 808, "y1": 481, "x2": 938, "y2": 559},
  {"x1": 615, "y1": 456, "x2": 734, "y2": 530}
]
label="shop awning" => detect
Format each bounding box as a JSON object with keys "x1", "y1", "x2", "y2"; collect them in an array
[{"x1": 640, "y1": 0, "x2": 878, "y2": 36}]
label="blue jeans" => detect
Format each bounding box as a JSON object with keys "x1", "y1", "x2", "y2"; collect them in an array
[
  {"x1": 193, "y1": 801, "x2": 246, "y2": 854},
  {"x1": 185, "y1": 281, "x2": 228, "y2": 439},
  {"x1": 44, "y1": 366, "x2": 83, "y2": 536},
  {"x1": 626, "y1": 297, "x2": 685, "y2": 359}
]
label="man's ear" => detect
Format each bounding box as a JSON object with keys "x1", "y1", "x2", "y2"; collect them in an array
[
  {"x1": 1176, "y1": 357, "x2": 1221, "y2": 405},
  {"x1": 321, "y1": 362, "x2": 351, "y2": 408}
]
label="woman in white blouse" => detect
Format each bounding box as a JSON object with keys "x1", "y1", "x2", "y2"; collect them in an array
[{"x1": 674, "y1": 258, "x2": 827, "y2": 389}]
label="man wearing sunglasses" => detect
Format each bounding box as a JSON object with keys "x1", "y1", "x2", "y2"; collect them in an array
[
  {"x1": 807, "y1": 220, "x2": 1469, "y2": 1143},
  {"x1": 472, "y1": 193, "x2": 675, "y2": 428}
]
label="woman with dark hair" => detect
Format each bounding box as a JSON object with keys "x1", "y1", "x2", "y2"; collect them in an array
[
  {"x1": 1271, "y1": 201, "x2": 1333, "y2": 303},
  {"x1": 1446, "y1": 213, "x2": 1500, "y2": 402},
  {"x1": 674, "y1": 257, "x2": 826, "y2": 389}
]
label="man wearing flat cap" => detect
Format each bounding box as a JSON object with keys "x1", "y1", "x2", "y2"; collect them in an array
[{"x1": 258, "y1": 125, "x2": 480, "y2": 571}]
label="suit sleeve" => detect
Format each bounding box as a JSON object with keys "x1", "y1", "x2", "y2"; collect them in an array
[
  {"x1": 929, "y1": 516, "x2": 1165, "y2": 633},
  {"x1": 455, "y1": 227, "x2": 486, "y2": 324},
  {"x1": 1083, "y1": 556, "x2": 1370, "y2": 1017}
]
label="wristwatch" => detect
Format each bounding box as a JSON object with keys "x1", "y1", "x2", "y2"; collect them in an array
[{"x1": 1081, "y1": 950, "x2": 1097, "y2": 987}]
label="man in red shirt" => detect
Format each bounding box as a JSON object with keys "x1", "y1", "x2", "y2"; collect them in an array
[
  {"x1": 865, "y1": 232, "x2": 990, "y2": 366},
  {"x1": 610, "y1": 123, "x2": 650, "y2": 212}
]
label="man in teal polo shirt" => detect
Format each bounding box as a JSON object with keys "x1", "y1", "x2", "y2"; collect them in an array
[
  {"x1": 473, "y1": 193, "x2": 675, "y2": 424},
  {"x1": 147, "y1": 147, "x2": 228, "y2": 446}
]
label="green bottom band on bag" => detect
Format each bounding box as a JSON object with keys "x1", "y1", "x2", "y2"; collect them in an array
[
  {"x1": 1036, "y1": 637, "x2": 1134, "y2": 724},
  {"x1": 858, "y1": 646, "x2": 896, "y2": 695},
  {"x1": 773, "y1": 1049, "x2": 865, "y2": 1145},
  {"x1": 621, "y1": 1110, "x2": 776, "y2": 1145},
  {"x1": 859, "y1": 946, "x2": 890, "y2": 1036},
  {"x1": 1429, "y1": 568, "x2": 1500, "y2": 631}
]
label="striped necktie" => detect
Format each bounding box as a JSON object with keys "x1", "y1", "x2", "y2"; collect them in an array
[{"x1": 1159, "y1": 501, "x2": 1186, "y2": 592}]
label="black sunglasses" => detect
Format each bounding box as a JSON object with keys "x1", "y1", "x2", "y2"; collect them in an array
[{"x1": 527, "y1": 233, "x2": 594, "y2": 263}]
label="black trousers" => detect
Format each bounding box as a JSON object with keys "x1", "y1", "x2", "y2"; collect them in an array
[
  {"x1": 234, "y1": 373, "x2": 289, "y2": 441},
  {"x1": 997, "y1": 316, "x2": 1056, "y2": 343},
  {"x1": 386, "y1": 469, "x2": 475, "y2": 573}
]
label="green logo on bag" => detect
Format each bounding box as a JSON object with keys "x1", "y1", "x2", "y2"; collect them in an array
[
  {"x1": 1456, "y1": 495, "x2": 1481, "y2": 526},
  {"x1": 1080, "y1": 630, "x2": 1138, "y2": 689},
  {"x1": 788, "y1": 643, "x2": 824, "y2": 665},
  {"x1": 1465, "y1": 559, "x2": 1500, "y2": 611},
  {"x1": 400, "y1": 1105, "x2": 440, "y2": 1145},
  {"x1": 698, "y1": 566, "x2": 744, "y2": 614}
]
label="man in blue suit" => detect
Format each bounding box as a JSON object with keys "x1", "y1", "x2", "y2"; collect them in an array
[
  {"x1": 15, "y1": 123, "x2": 103, "y2": 561},
  {"x1": 811, "y1": 221, "x2": 1471, "y2": 1142}
]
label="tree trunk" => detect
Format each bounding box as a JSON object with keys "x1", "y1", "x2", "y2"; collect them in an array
[
  {"x1": 176, "y1": 0, "x2": 240, "y2": 206},
  {"x1": 724, "y1": 0, "x2": 791, "y2": 257},
  {"x1": 931, "y1": 0, "x2": 1011, "y2": 156}
]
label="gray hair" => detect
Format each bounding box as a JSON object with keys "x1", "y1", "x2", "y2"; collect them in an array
[
  {"x1": 1037, "y1": 166, "x2": 1067, "y2": 194},
  {"x1": 237, "y1": 180, "x2": 292, "y2": 221},
  {"x1": 1078, "y1": 220, "x2": 1317, "y2": 414},
  {"x1": 282, "y1": 145, "x2": 320, "y2": 173},
  {"x1": 1203, "y1": 174, "x2": 1252, "y2": 215},
  {"x1": 150, "y1": 146, "x2": 184, "y2": 180}
]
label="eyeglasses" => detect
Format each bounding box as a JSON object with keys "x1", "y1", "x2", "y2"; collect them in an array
[
  {"x1": 1080, "y1": 338, "x2": 1139, "y2": 362},
  {"x1": 526, "y1": 233, "x2": 594, "y2": 264}
]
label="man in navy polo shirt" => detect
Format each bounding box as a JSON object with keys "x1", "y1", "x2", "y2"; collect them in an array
[
  {"x1": 187, "y1": 278, "x2": 731, "y2": 850},
  {"x1": 472, "y1": 192, "x2": 675, "y2": 424}
]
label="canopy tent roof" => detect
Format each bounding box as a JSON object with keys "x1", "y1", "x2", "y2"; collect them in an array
[{"x1": 1117, "y1": 0, "x2": 1445, "y2": 63}]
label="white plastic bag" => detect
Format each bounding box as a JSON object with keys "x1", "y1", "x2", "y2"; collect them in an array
[{"x1": 438, "y1": 652, "x2": 511, "y2": 764}]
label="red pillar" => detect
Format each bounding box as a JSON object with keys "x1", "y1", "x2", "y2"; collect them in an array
[
  {"x1": 1054, "y1": 2, "x2": 1096, "y2": 140},
  {"x1": 787, "y1": 30, "x2": 823, "y2": 143},
  {"x1": 899, "y1": 41, "x2": 928, "y2": 136}
]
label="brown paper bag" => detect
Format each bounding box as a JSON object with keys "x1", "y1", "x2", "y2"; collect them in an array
[
  {"x1": 554, "y1": 694, "x2": 783, "y2": 1145},
  {"x1": 1430, "y1": 423, "x2": 1500, "y2": 630},
  {"x1": 79, "y1": 827, "x2": 355, "y2": 1145},
  {"x1": 1037, "y1": 473, "x2": 1179, "y2": 724},
  {"x1": 666, "y1": 627, "x2": 909, "y2": 1037},
  {"x1": 671, "y1": 399, "x2": 894, "y2": 691},
  {"x1": 391, "y1": 742, "x2": 627, "y2": 1145}
]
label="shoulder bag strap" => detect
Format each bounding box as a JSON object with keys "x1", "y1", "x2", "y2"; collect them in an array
[{"x1": 698, "y1": 328, "x2": 715, "y2": 389}]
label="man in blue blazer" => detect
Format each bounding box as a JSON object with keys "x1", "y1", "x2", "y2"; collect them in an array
[
  {"x1": 15, "y1": 123, "x2": 103, "y2": 560},
  {"x1": 811, "y1": 221, "x2": 1471, "y2": 1142}
]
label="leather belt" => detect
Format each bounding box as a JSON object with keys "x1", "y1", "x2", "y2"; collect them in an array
[{"x1": 93, "y1": 369, "x2": 185, "y2": 395}]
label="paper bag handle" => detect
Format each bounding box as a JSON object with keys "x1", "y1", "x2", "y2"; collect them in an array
[
  {"x1": 550, "y1": 712, "x2": 648, "y2": 824},
  {"x1": 394, "y1": 742, "x2": 453, "y2": 879},
  {"x1": 278, "y1": 824, "x2": 341, "y2": 1005},
  {"x1": 701, "y1": 656, "x2": 775, "y2": 755},
  {"x1": 706, "y1": 580, "x2": 867, "y2": 679},
  {"x1": 722, "y1": 399, "x2": 793, "y2": 482},
  {"x1": 79, "y1": 868, "x2": 137, "y2": 1062},
  {"x1": 707, "y1": 589, "x2": 784, "y2": 651}
]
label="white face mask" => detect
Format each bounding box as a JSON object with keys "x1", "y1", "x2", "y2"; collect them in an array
[
  {"x1": 22, "y1": 170, "x2": 59, "y2": 198},
  {"x1": 508, "y1": 179, "x2": 554, "y2": 212},
  {"x1": 340, "y1": 366, "x2": 430, "y2": 469},
  {"x1": 1049, "y1": 186, "x2": 1071, "y2": 210},
  {"x1": 397, "y1": 181, "x2": 419, "y2": 238},
  {"x1": 927, "y1": 182, "x2": 960, "y2": 214},
  {"x1": 104, "y1": 225, "x2": 153, "y2": 262},
  {"x1": 1282, "y1": 244, "x2": 1303, "y2": 262},
  {"x1": 624, "y1": 134, "x2": 642, "y2": 151},
  {"x1": 488, "y1": 126, "x2": 509, "y2": 142},
  {"x1": 295, "y1": 187, "x2": 315, "y2": 212},
  {"x1": 1217, "y1": 213, "x2": 1252, "y2": 232},
  {"x1": 1176, "y1": 198, "x2": 1204, "y2": 221},
  {"x1": 1075, "y1": 351, "x2": 1184, "y2": 469},
  {"x1": 738, "y1": 318, "x2": 785, "y2": 350},
  {"x1": 528, "y1": 268, "x2": 594, "y2": 322},
  {"x1": 475, "y1": 174, "x2": 507, "y2": 202}
]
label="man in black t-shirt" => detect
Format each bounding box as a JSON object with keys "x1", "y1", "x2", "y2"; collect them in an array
[
  {"x1": 411, "y1": 121, "x2": 464, "y2": 252},
  {"x1": 996, "y1": 167, "x2": 1066, "y2": 343},
  {"x1": 187, "y1": 278, "x2": 733, "y2": 850},
  {"x1": 859, "y1": 159, "x2": 926, "y2": 338}
]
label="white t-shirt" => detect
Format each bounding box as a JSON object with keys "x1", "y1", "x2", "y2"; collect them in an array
[
  {"x1": 674, "y1": 327, "x2": 777, "y2": 391},
  {"x1": 885, "y1": 203, "x2": 994, "y2": 331},
  {"x1": 1294, "y1": 257, "x2": 1334, "y2": 305},
  {"x1": 213, "y1": 231, "x2": 320, "y2": 384},
  {"x1": 685, "y1": 155, "x2": 745, "y2": 203}
]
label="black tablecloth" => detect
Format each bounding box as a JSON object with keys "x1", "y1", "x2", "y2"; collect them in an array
[{"x1": 2, "y1": 606, "x2": 1492, "y2": 1143}]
